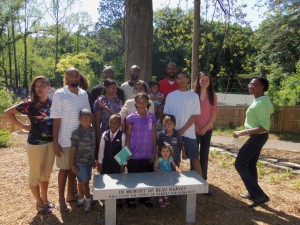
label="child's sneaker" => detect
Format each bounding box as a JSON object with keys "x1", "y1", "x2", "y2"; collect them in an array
[
  {"x1": 84, "y1": 198, "x2": 92, "y2": 212},
  {"x1": 164, "y1": 197, "x2": 170, "y2": 206},
  {"x1": 77, "y1": 198, "x2": 85, "y2": 208},
  {"x1": 159, "y1": 197, "x2": 165, "y2": 208}
]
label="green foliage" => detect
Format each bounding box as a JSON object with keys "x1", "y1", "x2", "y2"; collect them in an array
[
  {"x1": 153, "y1": 7, "x2": 193, "y2": 79},
  {"x1": 253, "y1": 11, "x2": 300, "y2": 74},
  {"x1": 0, "y1": 88, "x2": 14, "y2": 113},
  {"x1": 0, "y1": 129, "x2": 11, "y2": 148},
  {"x1": 277, "y1": 60, "x2": 300, "y2": 106},
  {"x1": 266, "y1": 170, "x2": 294, "y2": 184},
  {"x1": 56, "y1": 53, "x2": 90, "y2": 74},
  {"x1": 267, "y1": 60, "x2": 300, "y2": 107},
  {"x1": 293, "y1": 179, "x2": 300, "y2": 190}
]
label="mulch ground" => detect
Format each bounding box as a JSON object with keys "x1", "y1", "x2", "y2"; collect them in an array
[{"x1": 0, "y1": 132, "x2": 299, "y2": 225}]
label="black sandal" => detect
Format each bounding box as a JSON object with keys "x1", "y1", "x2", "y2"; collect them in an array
[
  {"x1": 42, "y1": 201, "x2": 55, "y2": 209},
  {"x1": 36, "y1": 204, "x2": 52, "y2": 214}
]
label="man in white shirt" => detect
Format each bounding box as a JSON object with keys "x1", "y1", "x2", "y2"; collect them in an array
[
  {"x1": 164, "y1": 72, "x2": 202, "y2": 176},
  {"x1": 121, "y1": 65, "x2": 142, "y2": 101},
  {"x1": 50, "y1": 67, "x2": 91, "y2": 212}
]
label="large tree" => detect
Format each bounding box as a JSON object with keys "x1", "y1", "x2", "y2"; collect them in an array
[{"x1": 125, "y1": 0, "x2": 153, "y2": 83}]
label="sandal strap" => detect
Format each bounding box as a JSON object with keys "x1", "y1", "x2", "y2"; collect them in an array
[{"x1": 36, "y1": 204, "x2": 52, "y2": 214}]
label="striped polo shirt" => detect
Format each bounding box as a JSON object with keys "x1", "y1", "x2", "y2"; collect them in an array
[{"x1": 50, "y1": 86, "x2": 91, "y2": 148}]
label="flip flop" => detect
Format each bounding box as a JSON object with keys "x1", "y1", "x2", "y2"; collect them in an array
[
  {"x1": 36, "y1": 204, "x2": 52, "y2": 215},
  {"x1": 56, "y1": 202, "x2": 70, "y2": 212},
  {"x1": 43, "y1": 201, "x2": 55, "y2": 208}
]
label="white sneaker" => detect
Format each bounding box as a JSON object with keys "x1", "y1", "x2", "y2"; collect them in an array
[
  {"x1": 84, "y1": 198, "x2": 91, "y2": 212},
  {"x1": 77, "y1": 198, "x2": 85, "y2": 207}
]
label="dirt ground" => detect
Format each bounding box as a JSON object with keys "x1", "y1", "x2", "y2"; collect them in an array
[{"x1": 0, "y1": 132, "x2": 299, "y2": 225}]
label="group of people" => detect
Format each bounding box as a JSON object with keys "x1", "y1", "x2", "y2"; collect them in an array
[{"x1": 4, "y1": 61, "x2": 274, "y2": 215}]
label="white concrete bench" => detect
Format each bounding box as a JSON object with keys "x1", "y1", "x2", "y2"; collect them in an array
[{"x1": 93, "y1": 170, "x2": 208, "y2": 225}]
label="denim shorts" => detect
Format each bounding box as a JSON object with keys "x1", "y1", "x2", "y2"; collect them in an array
[
  {"x1": 182, "y1": 136, "x2": 200, "y2": 159},
  {"x1": 76, "y1": 164, "x2": 92, "y2": 183}
]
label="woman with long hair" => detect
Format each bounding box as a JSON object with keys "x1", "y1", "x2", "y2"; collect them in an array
[
  {"x1": 4, "y1": 76, "x2": 55, "y2": 214},
  {"x1": 193, "y1": 72, "x2": 218, "y2": 182}
]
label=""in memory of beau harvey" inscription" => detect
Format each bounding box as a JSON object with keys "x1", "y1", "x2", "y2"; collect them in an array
[{"x1": 107, "y1": 186, "x2": 197, "y2": 199}]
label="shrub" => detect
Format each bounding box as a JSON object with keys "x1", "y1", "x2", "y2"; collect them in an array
[
  {"x1": 0, "y1": 88, "x2": 14, "y2": 113},
  {"x1": 0, "y1": 129, "x2": 11, "y2": 148}
]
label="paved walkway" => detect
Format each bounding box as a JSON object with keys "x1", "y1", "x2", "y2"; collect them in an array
[{"x1": 211, "y1": 135, "x2": 300, "y2": 153}]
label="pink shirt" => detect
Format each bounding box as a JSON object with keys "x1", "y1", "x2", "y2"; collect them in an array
[{"x1": 195, "y1": 94, "x2": 218, "y2": 130}]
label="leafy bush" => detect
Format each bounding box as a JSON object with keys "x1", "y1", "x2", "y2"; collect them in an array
[
  {"x1": 0, "y1": 129, "x2": 11, "y2": 148},
  {"x1": 0, "y1": 88, "x2": 14, "y2": 113}
]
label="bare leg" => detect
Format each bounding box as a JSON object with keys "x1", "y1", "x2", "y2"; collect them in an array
[
  {"x1": 78, "y1": 183, "x2": 84, "y2": 199},
  {"x1": 82, "y1": 182, "x2": 91, "y2": 199},
  {"x1": 191, "y1": 159, "x2": 203, "y2": 176},
  {"x1": 66, "y1": 170, "x2": 77, "y2": 201},
  {"x1": 58, "y1": 169, "x2": 68, "y2": 202},
  {"x1": 40, "y1": 181, "x2": 49, "y2": 202},
  {"x1": 30, "y1": 185, "x2": 43, "y2": 205}
]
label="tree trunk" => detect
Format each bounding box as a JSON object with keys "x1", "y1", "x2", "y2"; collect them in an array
[
  {"x1": 12, "y1": 21, "x2": 19, "y2": 90},
  {"x1": 54, "y1": 20, "x2": 60, "y2": 86},
  {"x1": 7, "y1": 28, "x2": 13, "y2": 89},
  {"x1": 23, "y1": 0, "x2": 28, "y2": 95},
  {"x1": 125, "y1": 0, "x2": 153, "y2": 83},
  {"x1": 191, "y1": 0, "x2": 200, "y2": 86}
]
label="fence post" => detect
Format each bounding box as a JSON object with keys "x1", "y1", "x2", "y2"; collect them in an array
[{"x1": 280, "y1": 107, "x2": 285, "y2": 134}]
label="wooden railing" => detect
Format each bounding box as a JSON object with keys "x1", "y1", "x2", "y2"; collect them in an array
[{"x1": 215, "y1": 106, "x2": 300, "y2": 133}]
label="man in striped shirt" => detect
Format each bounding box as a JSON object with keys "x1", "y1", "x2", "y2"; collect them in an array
[{"x1": 50, "y1": 67, "x2": 91, "y2": 212}]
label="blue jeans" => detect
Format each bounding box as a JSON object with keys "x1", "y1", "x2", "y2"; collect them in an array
[
  {"x1": 234, "y1": 133, "x2": 269, "y2": 200},
  {"x1": 76, "y1": 164, "x2": 92, "y2": 183},
  {"x1": 196, "y1": 129, "x2": 213, "y2": 180}
]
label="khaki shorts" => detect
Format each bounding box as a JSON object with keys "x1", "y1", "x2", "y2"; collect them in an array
[
  {"x1": 27, "y1": 142, "x2": 55, "y2": 186},
  {"x1": 56, "y1": 147, "x2": 71, "y2": 170}
]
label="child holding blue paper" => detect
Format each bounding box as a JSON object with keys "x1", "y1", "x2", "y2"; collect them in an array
[{"x1": 98, "y1": 114, "x2": 126, "y2": 174}]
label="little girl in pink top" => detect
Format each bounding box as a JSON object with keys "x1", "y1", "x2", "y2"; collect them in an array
[{"x1": 193, "y1": 72, "x2": 218, "y2": 181}]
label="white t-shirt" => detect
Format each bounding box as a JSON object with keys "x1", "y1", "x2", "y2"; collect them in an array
[
  {"x1": 164, "y1": 90, "x2": 200, "y2": 139},
  {"x1": 120, "y1": 81, "x2": 134, "y2": 101},
  {"x1": 50, "y1": 86, "x2": 91, "y2": 148},
  {"x1": 119, "y1": 98, "x2": 155, "y2": 121}
]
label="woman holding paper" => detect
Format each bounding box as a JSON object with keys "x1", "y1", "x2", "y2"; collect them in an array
[{"x1": 233, "y1": 76, "x2": 274, "y2": 208}]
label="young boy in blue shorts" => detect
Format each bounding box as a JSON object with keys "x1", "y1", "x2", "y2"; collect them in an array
[{"x1": 70, "y1": 108, "x2": 95, "y2": 212}]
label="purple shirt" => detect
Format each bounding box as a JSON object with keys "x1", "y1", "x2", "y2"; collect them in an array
[{"x1": 126, "y1": 112, "x2": 157, "y2": 159}]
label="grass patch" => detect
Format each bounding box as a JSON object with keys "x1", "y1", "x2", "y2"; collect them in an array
[
  {"x1": 213, "y1": 127, "x2": 243, "y2": 136},
  {"x1": 293, "y1": 180, "x2": 300, "y2": 190},
  {"x1": 0, "y1": 129, "x2": 12, "y2": 148},
  {"x1": 257, "y1": 161, "x2": 271, "y2": 178},
  {"x1": 270, "y1": 132, "x2": 300, "y2": 142},
  {"x1": 266, "y1": 170, "x2": 294, "y2": 184},
  {"x1": 209, "y1": 148, "x2": 218, "y2": 160}
]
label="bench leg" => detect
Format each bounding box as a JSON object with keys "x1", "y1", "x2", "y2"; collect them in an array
[
  {"x1": 186, "y1": 194, "x2": 196, "y2": 223},
  {"x1": 105, "y1": 199, "x2": 116, "y2": 225},
  {"x1": 177, "y1": 194, "x2": 196, "y2": 223}
]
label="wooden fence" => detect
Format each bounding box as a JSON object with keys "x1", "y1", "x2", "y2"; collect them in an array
[
  {"x1": 0, "y1": 115, "x2": 29, "y2": 132},
  {"x1": 215, "y1": 106, "x2": 300, "y2": 133},
  {"x1": 1, "y1": 106, "x2": 300, "y2": 133}
]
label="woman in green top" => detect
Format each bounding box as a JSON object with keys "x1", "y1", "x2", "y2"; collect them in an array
[{"x1": 233, "y1": 76, "x2": 274, "y2": 208}]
